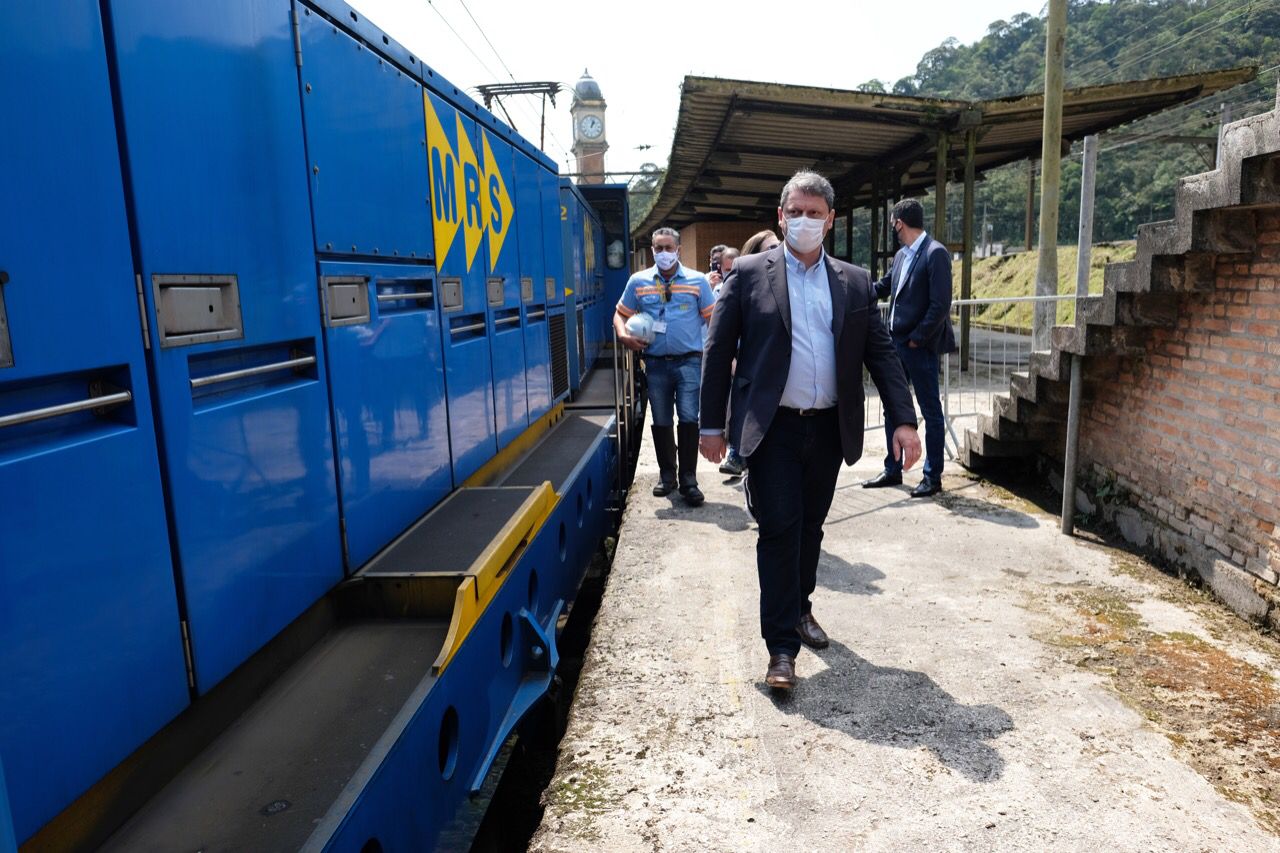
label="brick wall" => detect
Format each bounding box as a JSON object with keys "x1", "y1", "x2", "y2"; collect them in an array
[
  {"x1": 678, "y1": 221, "x2": 777, "y2": 273},
  {"x1": 1075, "y1": 209, "x2": 1280, "y2": 592}
]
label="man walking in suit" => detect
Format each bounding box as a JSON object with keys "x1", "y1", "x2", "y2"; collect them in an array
[
  {"x1": 699, "y1": 171, "x2": 920, "y2": 691},
  {"x1": 862, "y1": 198, "x2": 958, "y2": 498}
]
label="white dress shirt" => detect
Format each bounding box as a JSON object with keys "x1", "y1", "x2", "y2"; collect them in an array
[
  {"x1": 779, "y1": 244, "x2": 837, "y2": 410},
  {"x1": 890, "y1": 230, "x2": 929, "y2": 327}
]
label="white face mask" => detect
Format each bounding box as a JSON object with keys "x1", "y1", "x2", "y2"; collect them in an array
[
  {"x1": 784, "y1": 216, "x2": 826, "y2": 253},
  {"x1": 653, "y1": 249, "x2": 678, "y2": 270}
]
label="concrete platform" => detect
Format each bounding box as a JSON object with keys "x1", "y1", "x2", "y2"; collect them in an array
[{"x1": 531, "y1": 428, "x2": 1280, "y2": 851}]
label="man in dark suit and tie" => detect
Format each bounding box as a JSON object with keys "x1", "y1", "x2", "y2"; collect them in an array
[
  {"x1": 862, "y1": 198, "x2": 958, "y2": 498},
  {"x1": 699, "y1": 171, "x2": 921, "y2": 691}
]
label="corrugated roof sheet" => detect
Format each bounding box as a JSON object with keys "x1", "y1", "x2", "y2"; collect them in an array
[{"x1": 635, "y1": 67, "x2": 1257, "y2": 236}]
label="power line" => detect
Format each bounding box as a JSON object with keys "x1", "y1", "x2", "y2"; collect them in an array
[
  {"x1": 423, "y1": 1, "x2": 504, "y2": 83},
  {"x1": 420, "y1": 0, "x2": 573, "y2": 164},
  {"x1": 1071, "y1": 0, "x2": 1255, "y2": 78},
  {"x1": 1082, "y1": 0, "x2": 1272, "y2": 86},
  {"x1": 444, "y1": 0, "x2": 575, "y2": 160},
  {"x1": 456, "y1": 0, "x2": 517, "y2": 82}
]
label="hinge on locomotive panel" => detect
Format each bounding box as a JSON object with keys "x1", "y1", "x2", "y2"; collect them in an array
[
  {"x1": 179, "y1": 619, "x2": 196, "y2": 690},
  {"x1": 291, "y1": 8, "x2": 303, "y2": 67},
  {"x1": 135, "y1": 274, "x2": 151, "y2": 350}
]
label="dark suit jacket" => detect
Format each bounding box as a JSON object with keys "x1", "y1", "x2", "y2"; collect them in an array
[
  {"x1": 701, "y1": 246, "x2": 916, "y2": 464},
  {"x1": 873, "y1": 234, "x2": 958, "y2": 353}
]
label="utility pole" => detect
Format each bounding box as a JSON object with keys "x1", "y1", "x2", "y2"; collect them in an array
[
  {"x1": 1061, "y1": 134, "x2": 1097, "y2": 536},
  {"x1": 1033, "y1": 0, "x2": 1067, "y2": 351}
]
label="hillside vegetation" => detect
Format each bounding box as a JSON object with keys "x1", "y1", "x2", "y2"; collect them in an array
[
  {"x1": 843, "y1": 0, "x2": 1278, "y2": 266},
  {"x1": 954, "y1": 241, "x2": 1137, "y2": 330}
]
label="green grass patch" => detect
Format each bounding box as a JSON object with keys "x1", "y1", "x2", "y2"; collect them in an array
[{"x1": 954, "y1": 241, "x2": 1136, "y2": 331}]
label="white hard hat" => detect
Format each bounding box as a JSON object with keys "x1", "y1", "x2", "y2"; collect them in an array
[{"x1": 624, "y1": 312, "x2": 656, "y2": 344}]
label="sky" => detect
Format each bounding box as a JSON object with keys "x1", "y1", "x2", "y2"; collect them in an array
[{"x1": 348, "y1": 0, "x2": 1049, "y2": 178}]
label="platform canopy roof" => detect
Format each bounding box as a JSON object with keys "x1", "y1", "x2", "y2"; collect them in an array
[{"x1": 634, "y1": 66, "x2": 1257, "y2": 236}]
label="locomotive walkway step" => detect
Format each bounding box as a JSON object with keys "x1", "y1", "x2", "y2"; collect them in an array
[
  {"x1": 530, "y1": 428, "x2": 1280, "y2": 851},
  {"x1": 98, "y1": 391, "x2": 622, "y2": 852}
]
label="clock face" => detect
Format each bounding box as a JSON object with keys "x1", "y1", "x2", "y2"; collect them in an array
[{"x1": 579, "y1": 114, "x2": 603, "y2": 140}]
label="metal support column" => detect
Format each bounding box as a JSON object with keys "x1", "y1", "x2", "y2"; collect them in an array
[
  {"x1": 870, "y1": 174, "x2": 881, "y2": 279},
  {"x1": 934, "y1": 132, "x2": 948, "y2": 240},
  {"x1": 1061, "y1": 134, "x2": 1097, "y2": 535},
  {"x1": 1024, "y1": 159, "x2": 1036, "y2": 251},
  {"x1": 961, "y1": 128, "x2": 976, "y2": 373},
  {"x1": 1034, "y1": 0, "x2": 1068, "y2": 351},
  {"x1": 845, "y1": 206, "x2": 854, "y2": 263}
]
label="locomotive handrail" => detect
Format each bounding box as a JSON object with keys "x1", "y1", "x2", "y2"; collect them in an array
[
  {"x1": 189, "y1": 355, "x2": 316, "y2": 390},
  {"x1": 449, "y1": 322, "x2": 486, "y2": 335},
  {"x1": 493, "y1": 315, "x2": 521, "y2": 327},
  {"x1": 0, "y1": 390, "x2": 132, "y2": 429},
  {"x1": 375, "y1": 290, "x2": 432, "y2": 303},
  {"x1": 526, "y1": 309, "x2": 546, "y2": 320}
]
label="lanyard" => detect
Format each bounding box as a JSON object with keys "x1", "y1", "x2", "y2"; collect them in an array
[{"x1": 654, "y1": 272, "x2": 676, "y2": 302}]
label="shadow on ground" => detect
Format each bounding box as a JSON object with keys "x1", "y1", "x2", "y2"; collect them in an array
[
  {"x1": 654, "y1": 500, "x2": 753, "y2": 532},
  {"x1": 816, "y1": 550, "x2": 886, "y2": 596},
  {"x1": 761, "y1": 639, "x2": 1014, "y2": 782},
  {"x1": 934, "y1": 487, "x2": 1040, "y2": 529}
]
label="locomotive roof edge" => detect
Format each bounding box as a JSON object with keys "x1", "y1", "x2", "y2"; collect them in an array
[{"x1": 299, "y1": 0, "x2": 558, "y2": 173}]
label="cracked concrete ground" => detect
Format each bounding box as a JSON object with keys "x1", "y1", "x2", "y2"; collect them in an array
[{"x1": 530, "y1": 429, "x2": 1280, "y2": 852}]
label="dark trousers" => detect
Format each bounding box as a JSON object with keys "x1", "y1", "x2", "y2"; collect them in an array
[
  {"x1": 884, "y1": 339, "x2": 945, "y2": 481},
  {"x1": 743, "y1": 408, "x2": 843, "y2": 656}
]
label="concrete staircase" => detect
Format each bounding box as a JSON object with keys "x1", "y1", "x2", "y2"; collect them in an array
[{"x1": 961, "y1": 91, "x2": 1280, "y2": 471}]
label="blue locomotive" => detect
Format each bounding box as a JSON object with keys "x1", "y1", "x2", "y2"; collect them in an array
[{"x1": 0, "y1": 2, "x2": 636, "y2": 849}]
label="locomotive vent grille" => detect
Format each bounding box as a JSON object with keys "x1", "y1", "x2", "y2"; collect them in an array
[
  {"x1": 576, "y1": 306, "x2": 586, "y2": 379},
  {"x1": 549, "y1": 313, "x2": 569, "y2": 399}
]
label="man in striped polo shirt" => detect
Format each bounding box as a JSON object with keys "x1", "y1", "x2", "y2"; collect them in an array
[{"x1": 615, "y1": 227, "x2": 716, "y2": 506}]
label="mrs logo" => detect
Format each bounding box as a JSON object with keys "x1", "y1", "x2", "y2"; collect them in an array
[{"x1": 424, "y1": 94, "x2": 515, "y2": 272}]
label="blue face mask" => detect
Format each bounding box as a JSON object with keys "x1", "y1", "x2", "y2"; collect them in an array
[{"x1": 653, "y1": 249, "x2": 678, "y2": 270}]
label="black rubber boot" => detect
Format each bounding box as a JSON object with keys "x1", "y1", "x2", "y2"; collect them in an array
[
  {"x1": 651, "y1": 425, "x2": 678, "y2": 496},
  {"x1": 676, "y1": 422, "x2": 705, "y2": 506}
]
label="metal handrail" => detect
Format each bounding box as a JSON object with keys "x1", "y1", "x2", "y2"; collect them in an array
[
  {"x1": 951, "y1": 294, "x2": 1099, "y2": 307},
  {"x1": 449, "y1": 322, "x2": 486, "y2": 335},
  {"x1": 493, "y1": 315, "x2": 521, "y2": 327},
  {"x1": 0, "y1": 390, "x2": 132, "y2": 429},
  {"x1": 190, "y1": 355, "x2": 315, "y2": 389},
  {"x1": 376, "y1": 291, "x2": 432, "y2": 303},
  {"x1": 526, "y1": 310, "x2": 546, "y2": 320}
]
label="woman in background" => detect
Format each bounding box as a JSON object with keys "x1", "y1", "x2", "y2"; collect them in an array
[{"x1": 715, "y1": 229, "x2": 780, "y2": 477}]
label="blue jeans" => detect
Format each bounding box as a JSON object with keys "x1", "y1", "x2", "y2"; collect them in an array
[
  {"x1": 884, "y1": 340, "x2": 945, "y2": 481},
  {"x1": 644, "y1": 354, "x2": 701, "y2": 427}
]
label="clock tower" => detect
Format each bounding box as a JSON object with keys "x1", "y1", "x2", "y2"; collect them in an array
[{"x1": 570, "y1": 69, "x2": 607, "y2": 184}]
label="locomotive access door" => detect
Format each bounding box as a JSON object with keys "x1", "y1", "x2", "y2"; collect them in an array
[
  {"x1": 318, "y1": 263, "x2": 452, "y2": 568},
  {"x1": 106, "y1": 0, "x2": 344, "y2": 692},
  {"x1": 296, "y1": 13, "x2": 451, "y2": 568},
  {"x1": 540, "y1": 169, "x2": 570, "y2": 402},
  {"x1": 425, "y1": 89, "x2": 498, "y2": 482},
  {"x1": 478, "y1": 127, "x2": 529, "y2": 449},
  {"x1": 514, "y1": 150, "x2": 552, "y2": 421},
  {"x1": 0, "y1": 3, "x2": 190, "y2": 840}
]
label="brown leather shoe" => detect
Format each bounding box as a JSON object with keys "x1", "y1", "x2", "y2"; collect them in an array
[
  {"x1": 798, "y1": 613, "x2": 829, "y2": 649},
  {"x1": 765, "y1": 654, "x2": 797, "y2": 690}
]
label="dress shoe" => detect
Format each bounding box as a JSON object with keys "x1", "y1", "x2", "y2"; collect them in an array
[
  {"x1": 718, "y1": 454, "x2": 744, "y2": 477},
  {"x1": 797, "y1": 613, "x2": 829, "y2": 649},
  {"x1": 765, "y1": 653, "x2": 797, "y2": 690},
  {"x1": 910, "y1": 477, "x2": 942, "y2": 498},
  {"x1": 652, "y1": 478, "x2": 677, "y2": 497},
  {"x1": 679, "y1": 484, "x2": 705, "y2": 507},
  {"x1": 861, "y1": 470, "x2": 903, "y2": 488}
]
